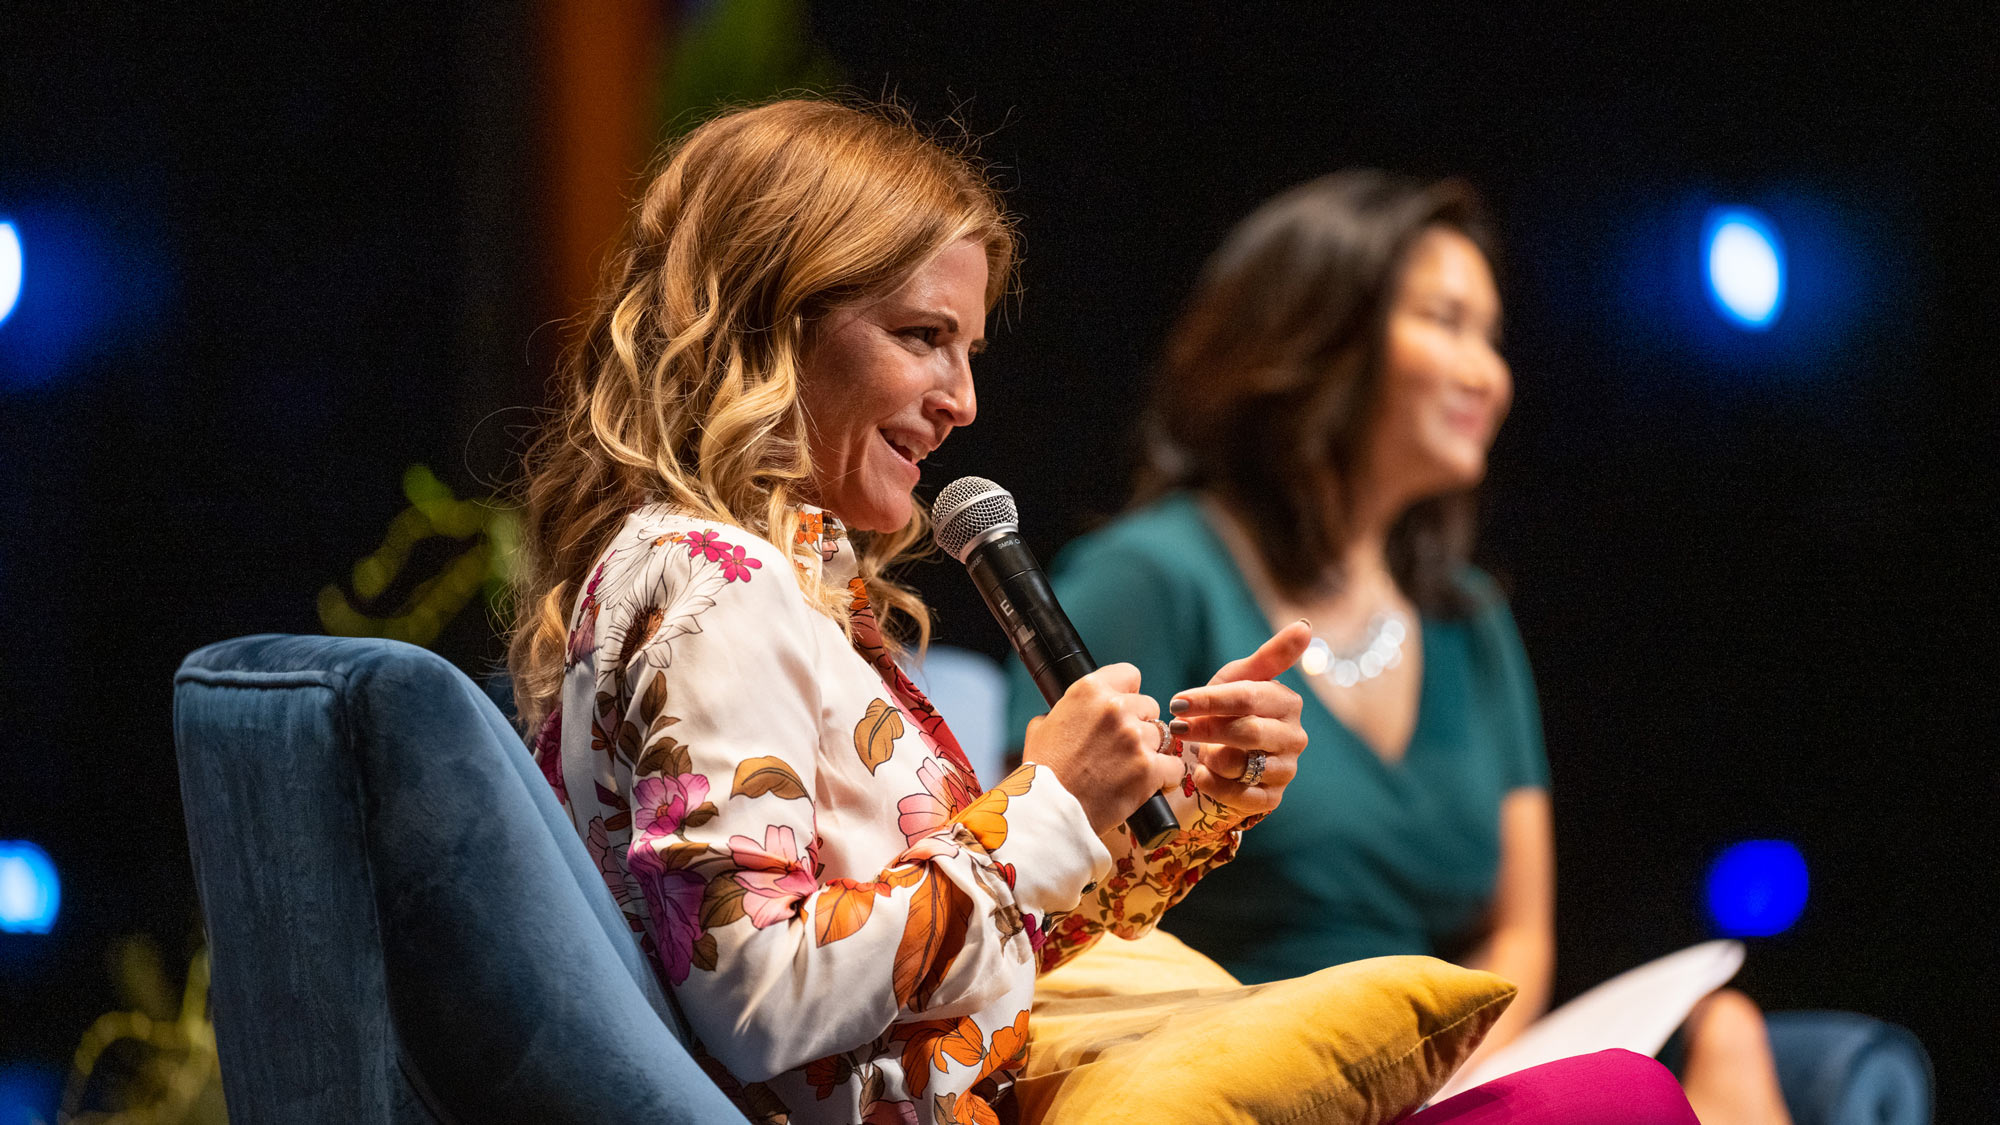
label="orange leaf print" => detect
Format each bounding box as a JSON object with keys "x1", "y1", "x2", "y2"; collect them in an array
[
  {"x1": 951, "y1": 789, "x2": 1010, "y2": 852},
  {"x1": 893, "y1": 869, "x2": 973, "y2": 1011},
  {"x1": 976, "y1": 1009, "x2": 1031, "y2": 1084},
  {"x1": 931, "y1": 1015, "x2": 984, "y2": 1068},
  {"x1": 854, "y1": 698, "x2": 904, "y2": 774},
  {"x1": 814, "y1": 878, "x2": 887, "y2": 947},
  {"x1": 992, "y1": 764, "x2": 1036, "y2": 798},
  {"x1": 954, "y1": 1092, "x2": 1000, "y2": 1125},
  {"x1": 880, "y1": 863, "x2": 929, "y2": 890},
  {"x1": 731, "y1": 756, "x2": 808, "y2": 800},
  {"x1": 896, "y1": 1020, "x2": 953, "y2": 1098}
]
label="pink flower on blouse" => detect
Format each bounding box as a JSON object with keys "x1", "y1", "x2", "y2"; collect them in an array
[
  {"x1": 718, "y1": 545, "x2": 762, "y2": 583},
  {"x1": 729, "y1": 824, "x2": 820, "y2": 929},
  {"x1": 895, "y1": 759, "x2": 980, "y2": 845},
  {"x1": 637, "y1": 866, "x2": 706, "y2": 985},
  {"x1": 684, "y1": 530, "x2": 727, "y2": 561},
  {"x1": 632, "y1": 772, "x2": 712, "y2": 839}
]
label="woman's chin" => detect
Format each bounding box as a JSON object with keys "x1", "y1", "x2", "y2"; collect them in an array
[
  {"x1": 1397, "y1": 458, "x2": 1486, "y2": 505},
  {"x1": 1423, "y1": 442, "x2": 1489, "y2": 492},
  {"x1": 831, "y1": 493, "x2": 915, "y2": 534}
]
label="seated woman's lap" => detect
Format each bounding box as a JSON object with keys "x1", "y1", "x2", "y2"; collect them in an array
[{"x1": 1401, "y1": 1050, "x2": 1698, "y2": 1125}]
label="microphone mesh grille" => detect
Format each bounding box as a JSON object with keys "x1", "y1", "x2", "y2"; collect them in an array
[{"x1": 931, "y1": 477, "x2": 1018, "y2": 563}]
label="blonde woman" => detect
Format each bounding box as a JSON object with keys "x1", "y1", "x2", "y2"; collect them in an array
[
  {"x1": 508, "y1": 101, "x2": 1696, "y2": 1125},
  {"x1": 509, "y1": 99, "x2": 1315, "y2": 1125}
]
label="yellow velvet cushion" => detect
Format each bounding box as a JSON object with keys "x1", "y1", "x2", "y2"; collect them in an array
[{"x1": 1018, "y1": 930, "x2": 1514, "y2": 1125}]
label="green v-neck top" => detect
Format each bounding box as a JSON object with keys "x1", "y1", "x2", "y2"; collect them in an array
[{"x1": 1003, "y1": 492, "x2": 1548, "y2": 984}]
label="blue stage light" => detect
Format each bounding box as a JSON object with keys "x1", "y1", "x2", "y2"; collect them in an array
[
  {"x1": 1705, "y1": 839, "x2": 1807, "y2": 937},
  {"x1": 1704, "y1": 208, "x2": 1785, "y2": 329},
  {"x1": 0, "y1": 1062, "x2": 61, "y2": 1125},
  {"x1": 0, "y1": 842, "x2": 59, "y2": 935},
  {"x1": 0, "y1": 222, "x2": 21, "y2": 328}
]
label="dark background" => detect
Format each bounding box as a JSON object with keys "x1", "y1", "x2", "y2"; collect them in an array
[{"x1": 3, "y1": 2, "x2": 1995, "y2": 1119}]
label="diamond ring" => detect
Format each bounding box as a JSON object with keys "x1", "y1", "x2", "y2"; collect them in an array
[{"x1": 1240, "y1": 750, "x2": 1268, "y2": 787}]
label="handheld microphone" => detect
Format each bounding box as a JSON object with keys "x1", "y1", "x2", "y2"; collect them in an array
[{"x1": 931, "y1": 477, "x2": 1180, "y2": 849}]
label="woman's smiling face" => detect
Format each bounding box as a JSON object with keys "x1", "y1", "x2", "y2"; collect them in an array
[
  {"x1": 800, "y1": 236, "x2": 987, "y2": 532},
  {"x1": 1364, "y1": 225, "x2": 1511, "y2": 505}
]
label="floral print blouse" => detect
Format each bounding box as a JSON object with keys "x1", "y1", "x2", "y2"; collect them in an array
[{"x1": 531, "y1": 504, "x2": 1256, "y2": 1125}]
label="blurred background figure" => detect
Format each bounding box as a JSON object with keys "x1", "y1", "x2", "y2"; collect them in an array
[{"x1": 1005, "y1": 171, "x2": 1798, "y2": 1125}]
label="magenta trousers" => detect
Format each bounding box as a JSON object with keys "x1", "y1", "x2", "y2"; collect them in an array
[{"x1": 1402, "y1": 1050, "x2": 1699, "y2": 1124}]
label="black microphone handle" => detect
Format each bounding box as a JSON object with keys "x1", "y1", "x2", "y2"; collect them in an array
[{"x1": 964, "y1": 531, "x2": 1180, "y2": 849}]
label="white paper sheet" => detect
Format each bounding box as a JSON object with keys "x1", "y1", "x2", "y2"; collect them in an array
[{"x1": 1429, "y1": 940, "x2": 1746, "y2": 1103}]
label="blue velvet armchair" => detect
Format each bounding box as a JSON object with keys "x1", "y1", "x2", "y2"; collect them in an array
[
  {"x1": 172, "y1": 634, "x2": 749, "y2": 1125},
  {"x1": 174, "y1": 634, "x2": 1930, "y2": 1125},
  {"x1": 1766, "y1": 1011, "x2": 1932, "y2": 1125}
]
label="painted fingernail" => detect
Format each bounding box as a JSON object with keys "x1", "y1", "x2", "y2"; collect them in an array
[
  {"x1": 1168, "y1": 698, "x2": 1191, "y2": 714},
  {"x1": 1169, "y1": 719, "x2": 1192, "y2": 735}
]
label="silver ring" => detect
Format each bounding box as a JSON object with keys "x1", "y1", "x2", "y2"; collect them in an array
[
  {"x1": 1240, "y1": 750, "x2": 1268, "y2": 787},
  {"x1": 1154, "y1": 719, "x2": 1176, "y2": 755}
]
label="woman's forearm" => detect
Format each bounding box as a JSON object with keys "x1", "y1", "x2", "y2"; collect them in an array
[
  {"x1": 1462, "y1": 926, "x2": 1553, "y2": 1055},
  {"x1": 1467, "y1": 788, "x2": 1556, "y2": 1056}
]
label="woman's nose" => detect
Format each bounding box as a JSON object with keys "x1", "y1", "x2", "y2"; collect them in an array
[
  {"x1": 934, "y1": 353, "x2": 977, "y2": 426},
  {"x1": 1459, "y1": 344, "x2": 1509, "y2": 398}
]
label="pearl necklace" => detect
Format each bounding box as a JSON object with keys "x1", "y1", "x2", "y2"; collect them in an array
[{"x1": 1300, "y1": 610, "x2": 1409, "y2": 687}]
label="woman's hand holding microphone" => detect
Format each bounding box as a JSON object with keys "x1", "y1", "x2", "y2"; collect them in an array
[
  {"x1": 1022, "y1": 621, "x2": 1312, "y2": 834},
  {"x1": 1022, "y1": 663, "x2": 1184, "y2": 836}
]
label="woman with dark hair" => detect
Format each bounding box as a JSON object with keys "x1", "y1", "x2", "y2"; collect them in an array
[{"x1": 1007, "y1": 171, "x2": 1793, "y2": 1125}]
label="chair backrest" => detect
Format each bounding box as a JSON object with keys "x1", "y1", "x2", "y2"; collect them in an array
[
  {"x1": 173, "y1": 634, "x2": 748, "y2": 1125},
  {"x1": 1765, "y1": 1011, "x2": 1933, "y2": 1125}
]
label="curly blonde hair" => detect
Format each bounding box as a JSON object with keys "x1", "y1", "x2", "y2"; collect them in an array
[{"x1": 508, "y1": 99, "x2": 1017, "y2": 731}]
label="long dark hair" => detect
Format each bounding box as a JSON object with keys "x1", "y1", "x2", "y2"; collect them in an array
[{"x1": 1136, "y1": 170, "x2": 1496, "y2": 617}]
